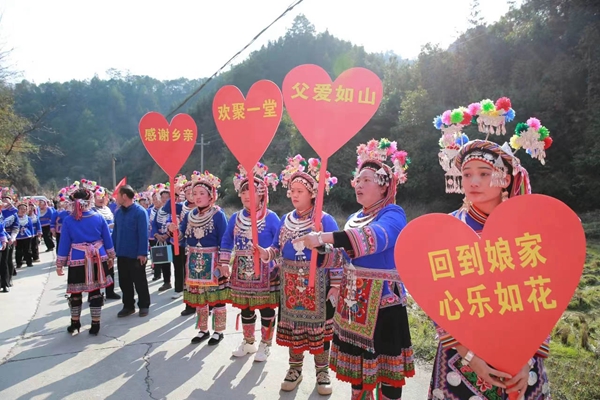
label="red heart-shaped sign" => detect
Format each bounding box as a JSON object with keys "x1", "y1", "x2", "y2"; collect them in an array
[
  {"x1": 212, "y1": 80, "x2": 282, "y2": 168},
  {"x1": 394, "y1": 194, "x2": 585, "y2": 375},
  {"x1": 282, "y1": 64, "x2": 382, "y2": 158},
  {"x1": 138, "y1": 112, "x2": 198, "y2": 177}
]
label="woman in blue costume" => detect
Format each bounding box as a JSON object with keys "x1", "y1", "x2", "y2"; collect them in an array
[
  {"x1": 296, "y1": 139, "x2": 415, "y2": 400},
  {"x1": 427, "y1": 104, "x2": 552, "y2": 400},
  {"x1": 221, "y1": 163, "x2": 280, "y2": 363},
  {"x1": 51, "y1": 186, "x2": 72, "y2": 252},
  {"x1": 151, "y1": 184, "x2": 175, "y2": 293},
  {"x1": 168, "y1": 171, "x2": 229, "y2": 345},
  {"x1": 256, "y1": 154, "x2": 340, "y2": 396},
  {"x1": 163, "y1": 175, "x2": 197, "y2": 316},
  {"x1": 14, "y1": 200, "x2": 41, "y2": 268},
  {"x1": 27, "y1": 201, "x2": 41, "y2": 262},
  {"x1": 56, "y1": 186, "x2": 116, "y2": 336},
  {"x1": 91, "y1": 184, "x2": 121, "y2": 301}
]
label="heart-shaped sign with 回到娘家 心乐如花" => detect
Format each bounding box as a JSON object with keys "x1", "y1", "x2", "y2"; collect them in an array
[{"x1": 394, "y1": 194, "x2": 585, "y2": 378}]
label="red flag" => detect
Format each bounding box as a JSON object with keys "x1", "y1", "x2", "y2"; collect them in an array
[{"x1": 112, "y1": 177, "x2": 127, "y2": 199}]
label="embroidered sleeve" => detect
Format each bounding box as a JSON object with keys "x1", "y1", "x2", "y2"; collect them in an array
[
  {"x1": 265, "y1": 246, "x2": 280, "y2": 262},
  {"x1": 265, "y1": 217, "x2": 284, "y2": 262},
  {"x1": 50, "y1": 212, "x2": 57, "y2": 231},
  {"x1": 219, "y1": 250, "x2": 232, "y2": 266},
  {"x1": 220, "y1": 214, "x2": 236, "y2": 253},
  {"x1": 106, "y1": 247, "x2": 116, "y2": 259},
  {"x1": 536, "y1": 335, "x2": 550, "y2": 358},
  {"x1": 340, "y1": 208, "x2": 407, "y2": 259},
  {"x1": 214, "y1": 210, "x2": 229, "y2": 246},
  {"x1": 320, "y1": 246, "x2": 347, "y2": 269},
  {"x1": 56, "y1": 255, "x2": 68, "y2": 268},
  {"x1": 434, "y1": 323, "x2": 460, "y2": 349}
]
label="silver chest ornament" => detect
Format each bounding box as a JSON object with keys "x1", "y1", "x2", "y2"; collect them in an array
[{"x1": 447, "y1": 371, "x2": 462, "y2": 387}]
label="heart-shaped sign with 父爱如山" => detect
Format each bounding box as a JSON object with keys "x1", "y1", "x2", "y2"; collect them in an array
[
  {"x1": 138, "y1": 112, "x2": 198, "y2": 177},
  {"x1": 212, "y1": 80, "x2": 283, "y2": 168},
  {"x1": 282, "y1": 64, "x2": 382, "y2": 158},
  {"x1": 394, "y1": 194, "x2": 585, "y2": 376}
]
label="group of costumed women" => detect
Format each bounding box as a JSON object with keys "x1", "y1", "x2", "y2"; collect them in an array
[{"x1": 50, "y1": 94, "x2": 553, "y2": 400}]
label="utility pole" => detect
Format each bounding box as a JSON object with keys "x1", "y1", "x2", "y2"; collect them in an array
[
  {"x1": 112, "y1": 154, "x2": 117, "y2": 188},
  {"x1": 196, "y1": 133, "x2": 211, "y2": 172}
]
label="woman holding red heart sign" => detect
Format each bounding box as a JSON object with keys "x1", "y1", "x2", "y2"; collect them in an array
[
  {"x1": 294, "y1": 138, "x2": 414, "y2": 400},
  {"x1": 219, "y1": 163, "x2": 281, "y2": 363},
  {"x1": 255, "y1": 155, "x2": 341, "y2": 395},
  {"x1": 428, "y1": 103, "x2": 552, "y2": 400},
  {"x1": 167, "y1": 171, "x2": 229, "y2": 346}
]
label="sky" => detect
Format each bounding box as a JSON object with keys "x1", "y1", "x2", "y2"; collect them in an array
[{"x1": 0, "y1": 0, "x2": 516, "y2": 83}]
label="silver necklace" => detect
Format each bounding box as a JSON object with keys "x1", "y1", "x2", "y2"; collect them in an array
[{"x1": 186, "y1": 207, "x2": 217, "y2": 241}]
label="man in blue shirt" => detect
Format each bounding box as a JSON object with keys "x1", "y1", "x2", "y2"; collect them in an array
[{"x1": 112, "y1": 185, "x2": 150, "y2": 317}]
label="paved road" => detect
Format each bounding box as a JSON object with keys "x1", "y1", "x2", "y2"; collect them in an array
[{"x1": 0, "y1": 246, "x2": 431, "y2": 399}]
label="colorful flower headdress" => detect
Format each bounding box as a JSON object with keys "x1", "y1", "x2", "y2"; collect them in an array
[
  {"x1": 353, "y1": 138, "x2": 410, "y2": 187},
  {"x1": 80, "y1": 179, "x2": 98, "y2": 191},
  {"x1": 435, "y1": 99, "x2": 548, "y2": 197},
  {"x1": 1, "y1": 186, "x2": 16, "y2": 200},
  {"x1": 470, "y1": 97, "x2": 515, "y2": 136},
  {"x1": 436, "y1": 103, "x2": 515, "y2": 194},
  {"x1": 190, "y1": 170, "x2": 221, "y2": 199},
  {"x1": 233, "y1": 162, "x2": 280, "y2": 195},
  {"x1": 280, "y1": 155, "x2": 337, "y2": 198},
  {"x1": 174, "y1": 174, "x2": 189, "y2": 190},
  {"x1": 510, "y1": 118, "x2": 553, "y2": 165},
  {"x1": 93, "y1": 186, "x2": 107, "y2": 198}
]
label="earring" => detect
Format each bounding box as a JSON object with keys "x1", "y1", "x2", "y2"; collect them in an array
[
  {"x1": 501, "y1": 190, "x2": 509, "y2": 202},
  {"x1": 461, "y1": 196, "x2": 472, "y2": 211}
]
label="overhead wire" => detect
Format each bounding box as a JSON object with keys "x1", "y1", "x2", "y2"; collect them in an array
[{"x1": 166, "y1": 0, "x2": 306, "y2": 119}]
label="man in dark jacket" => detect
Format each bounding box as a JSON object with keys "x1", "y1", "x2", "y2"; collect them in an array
[{"x1": 112, "y1": 185, "x2": 150, "y2": 317}]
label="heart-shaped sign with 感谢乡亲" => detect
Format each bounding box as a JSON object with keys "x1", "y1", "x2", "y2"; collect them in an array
[
  {"x1": 212, "y1": 80, "x2": 283, "y2": 168},
  {"x1": 282, "y1": 64, "x2": 382, "y2": 158},
  {"x1": 394, "y1": 194, "x2": 585, "y2": 376},
  {"x1": 138, "y1": 112, "x2": 198, "y2": 177}
]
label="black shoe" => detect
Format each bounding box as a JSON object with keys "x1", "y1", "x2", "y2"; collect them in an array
[
  {"x1": 89, "y1": 321, "x2": 100, "y2": 335},
  {"x1": 181, "y1": 307, "x2": 195, "y2": 317},
  {"x1": 139, "y1": 308, "x2": 149, "y2": 317},
  {"x1": 117, "y1": 308, "x2": 135, "y2": 318},
  {"x1": 106, "y1": 293, "x2": 121, "y2": 300},
  {"x1": 191, "y1": 331, "x2": 210, "y2": 344},
  {"x1": 152, "y1": 276, "x2": 161, "y2": 282},
  {"x1": 1, "y1": 287, "x2": 9, "y2": 293},
  {"x1": 13, "y1": 270, "x2": 17, "y2": 276},
  {"x1": 67, "y1": 319, "x2": 81, "y2": 334},
  {"x1": 208, "y1": 332, "x2": 224, "y2": 346},
  {"x1": 158, "y1": 283, "x2": 172, "y2": 292},
  {"x1": 27, "y1": 264, "x2": 33, "y2": 267}
]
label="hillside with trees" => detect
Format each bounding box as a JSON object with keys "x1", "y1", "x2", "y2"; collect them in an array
[{"x1": 3, "y1": 0, "x2": 598, "y2": 215}]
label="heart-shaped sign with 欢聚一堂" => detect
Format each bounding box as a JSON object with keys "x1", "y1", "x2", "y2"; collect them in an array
[
  {"x1": 138, "y1": 112, "x2": 198, "y2": 177},
  {"x1": 282, "y1": 64, "x2": 382, "y2": 158},
  {"x1": 212, "y1": 80, "x2": 283, "y2": 277},
  {"x1": 394, "y1": 194, "x2": 585, "y2": 376},
  {"x1": 212, "y1": 80, "x2": 283, "y2": 168}
]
